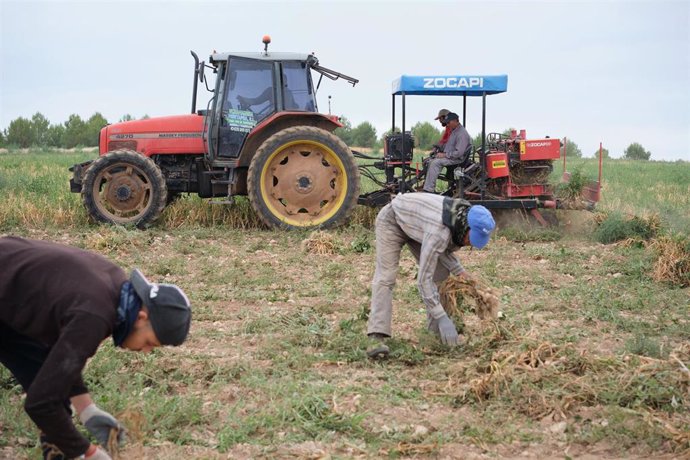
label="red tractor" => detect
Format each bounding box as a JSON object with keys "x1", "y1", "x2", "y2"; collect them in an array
[{"x1": 70, "y1": 37, "x2": 361, "y2": 229}]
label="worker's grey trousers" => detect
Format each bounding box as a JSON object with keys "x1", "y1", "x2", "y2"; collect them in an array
[
  {"x1": 422, "y1": 157, "x2": 461, "y2": 192},
  {"x1": 367, "y1": 205, "x2": 452, "y2": 337}
]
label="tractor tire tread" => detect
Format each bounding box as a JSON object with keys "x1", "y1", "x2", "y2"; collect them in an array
[{"x1": 81, "y1": 149, "x2": 168, "y2": 228}]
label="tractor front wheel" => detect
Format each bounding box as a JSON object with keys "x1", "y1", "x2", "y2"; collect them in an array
[
  {"x1": 81, "y1": 149, "x2": 167, "y2": 228},
  {"x1": 247, "y1": 127, "x2": 360, "y2": 230}
]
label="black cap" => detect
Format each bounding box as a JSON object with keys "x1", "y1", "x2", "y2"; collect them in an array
[
  {"x1": 435, "y1": 109, "x2": 450, "y2": 120},
  {"x1": 130, "y1": 269, "x2": 191, "y2": 346},
  {"x1": 445, "y1": 112, "x2": 459, "y2": 122}
]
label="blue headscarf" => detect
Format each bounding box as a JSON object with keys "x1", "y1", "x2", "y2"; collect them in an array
[{"x1": 113, "y1": 281, "x2": 142, "y2": 347}]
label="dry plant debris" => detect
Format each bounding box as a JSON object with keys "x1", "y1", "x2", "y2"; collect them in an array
[
  {"x1": 301, "y1": 231, "x2": 339, "y2": 255},
  {"x1": 109, "y1": 406, "x2": 146, "y2": 459},
  {"x1": 437, "y1": 333, "x2": 690, "y2": 451},
  {"x1": 559, "y1": 196, "x2": 600, "y2": 211},
  {"x1": 439, "y1": 275, "x2": 500, "y2": 320},
  {"x1": 390, "y1": 442, "x2": 437, "y2": 456},
  {"x1": 650, "y1": 236, "x2": 690, "y2": 287},
  {"x1": 107, "y1": 427, "x2": 120, "y2": 459}
]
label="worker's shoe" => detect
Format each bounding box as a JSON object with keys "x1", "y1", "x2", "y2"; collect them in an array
[{"x1": 366, "y1": 333, "x2": 390, "y2": 359}]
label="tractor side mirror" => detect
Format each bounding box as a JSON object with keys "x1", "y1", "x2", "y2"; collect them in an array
[{"x1": 198, "y1": 61, "x2": 206, "y2": 83}]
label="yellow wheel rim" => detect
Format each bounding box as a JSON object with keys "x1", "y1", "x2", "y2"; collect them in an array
[{"x1": 259, "y1": 140, "x2": 348, "y2": 227}]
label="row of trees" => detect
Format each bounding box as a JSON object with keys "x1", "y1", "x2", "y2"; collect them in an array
[
  {"x1": 0, "y1": 112, "x2": 653, "y2": 160},
  {"x1": 0, "y1": 113, "x2": 145, "y2": 149},
  {"x1": 558, "y1": 140, "x2": 650, "y2": 160}
]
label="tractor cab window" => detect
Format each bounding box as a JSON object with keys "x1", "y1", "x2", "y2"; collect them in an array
[
  {"x1": 216, "y1": 58, "x2": 275, "y2": 158},
  {"x1": 224, "y1": 58, "x2": 275, "y2": 126},
  {"x1": 282, "y1": 61, "x2": 316, "y2": 112}
]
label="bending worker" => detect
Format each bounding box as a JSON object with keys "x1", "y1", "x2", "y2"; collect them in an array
[
  {"x1": 422, "y1": 112, "x2": 472, "y2": 193},
  {"x1": 366, "y1": 193, "x2": 495, "y2": 358},
  {"x1": 0, "y1": 237, "x2": 192, "y2": 460}
]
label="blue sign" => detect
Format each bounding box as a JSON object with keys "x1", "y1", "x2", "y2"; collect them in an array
[{"x1": 392, "y1": 75, "x2": 508, "y2": 96}]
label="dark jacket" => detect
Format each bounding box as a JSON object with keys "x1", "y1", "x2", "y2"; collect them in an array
[{"x1": 0, "y1": 237, "x2": 127, "y2": 457}]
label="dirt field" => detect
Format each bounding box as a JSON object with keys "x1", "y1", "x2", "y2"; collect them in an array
[{"x1": 1, "y1": 215, "x2": 688, "y2": 459}]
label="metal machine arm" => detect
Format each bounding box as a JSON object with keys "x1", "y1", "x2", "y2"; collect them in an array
[{"x1": 311, "y1": 64, "x2": 359, "y2": 87}]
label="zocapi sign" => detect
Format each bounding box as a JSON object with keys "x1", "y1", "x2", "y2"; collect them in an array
[
  {"x1": 392, "y1": 75, "x2": 508, "y2": 95},
  {"x1": 423, "y1": 77, "x2": 484, "y2": 89}
]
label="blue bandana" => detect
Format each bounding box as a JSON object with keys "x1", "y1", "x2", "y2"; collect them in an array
[{"x1": 113, "y1": 281, "x2": 142, "y2": 347}]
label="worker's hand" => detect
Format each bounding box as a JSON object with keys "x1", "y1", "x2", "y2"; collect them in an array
[
  {"x1": 85, "y1": 445, "x2": 113, "y2": 459},
  {"x1": 428, "y1": 314, "x2": 459, "y2": 346},
  {"x1": 458, "y1": 270, "x2": 472, "y2": 281},
  {"x1": 437, "y1": 152, "x2": 446, "y2": 159},
  {"x1": 79, "y1": 404, "x2": 125, "y2": 448}
]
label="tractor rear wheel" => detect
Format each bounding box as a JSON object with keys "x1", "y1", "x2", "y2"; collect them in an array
[
  {"x1": 247, "y1": 127, "x2": 360, "y2": 230},
  {"x1": 81, "y1": 149, "x2": 167, "y2": 228}
]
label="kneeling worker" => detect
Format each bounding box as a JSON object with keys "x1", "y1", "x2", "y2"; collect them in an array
[
  {"x1": 422, "y1": 112, "x2": 472, "y2": 193},
  {"x1": 0, "y1": 237, "x2": 192, "y2": 460},
  {"x1": 367, "y1": 194, "x2": 495, "y2": 358}
]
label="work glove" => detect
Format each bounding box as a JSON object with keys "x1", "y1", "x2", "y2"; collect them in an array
[
  {"x1": 454, "y1": 270, "x2": 472, "y2": 281},
  {"x1": 79, "y1": 404, "x2": 125, "y2": 448},
  {"x1": 427, "y1": 313, "x2": 459, "y2": 346},
  {"x1": 84, "y1": 446, "x2": 112, "y2": 460}
]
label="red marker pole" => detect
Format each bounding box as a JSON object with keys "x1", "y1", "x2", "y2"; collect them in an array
[
  {"x1": 598, "y1": 142, "x2": 603, "y2": 185},
  {"x1": 562, "y1": 136, "x2": 567, "y2": 175}
]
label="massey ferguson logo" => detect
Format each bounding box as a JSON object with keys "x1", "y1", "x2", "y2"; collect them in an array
[
  {"x1": 423, "y1": 77, "x2": 484, "y2": 89},
  {"x1": 526, "y1": 141, "x2": 554, "y2": 148}
]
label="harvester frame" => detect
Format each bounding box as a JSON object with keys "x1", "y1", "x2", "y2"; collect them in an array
[{"x1": 355, "y1": 74, "x2": 602, "y2": 223}]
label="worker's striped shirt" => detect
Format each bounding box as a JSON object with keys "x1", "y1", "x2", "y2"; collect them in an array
[{"x1": 390, "y1": 193, "x2": 465, "y2": 318}]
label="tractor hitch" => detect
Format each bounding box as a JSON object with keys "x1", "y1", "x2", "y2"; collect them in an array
[{"x1": 68, "y1": 160, "x2": 94, "y2": 192}]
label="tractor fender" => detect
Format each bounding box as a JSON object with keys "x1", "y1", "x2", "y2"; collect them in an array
[{"x1": 237, "y1": 112, "x2": 343, "y2": 168}]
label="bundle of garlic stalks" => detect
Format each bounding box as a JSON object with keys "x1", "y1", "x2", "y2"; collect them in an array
[
  {"x1": 301, "y1": 230, "x2": 339, "y2": 255},
  {"x1": 439, "y1": 274, "x2": 500, "y2": 320}
]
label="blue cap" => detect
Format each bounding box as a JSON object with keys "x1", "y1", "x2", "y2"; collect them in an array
[{"x1": 467, "y1": 205, "x2": 495, "y2": 249}]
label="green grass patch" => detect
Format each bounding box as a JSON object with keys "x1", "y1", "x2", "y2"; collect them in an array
[
  {"x1": 1, "y1": 151, "x2": 689, "y2": 457},
  {"x1": 594, "y1": 212, "x2": 659, "y2": 244}
]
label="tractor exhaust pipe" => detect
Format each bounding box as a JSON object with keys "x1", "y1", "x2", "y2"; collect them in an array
[{"x1": 190, "y1": 51, "x2": 200, "y2": 114}]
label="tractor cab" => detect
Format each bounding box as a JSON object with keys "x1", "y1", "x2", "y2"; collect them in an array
[
  {"x1": 205, "y1": 52, "x2": 317, "y2": 159},
  {"x1": 191, "y1": 38, "x2": 358, "y2": 165}
]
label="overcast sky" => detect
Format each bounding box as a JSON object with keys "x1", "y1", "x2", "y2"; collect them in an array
[{"x1": 1, "y1": 0, "x2": 688, "y2": 160}]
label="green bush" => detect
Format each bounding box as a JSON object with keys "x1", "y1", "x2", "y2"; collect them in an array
[
  {"x1": 594, "y1": 213, "x2": 658, "y2": 244},
  {"x1": 556, "y1": 167, "x2": 589, "y2": 201}
]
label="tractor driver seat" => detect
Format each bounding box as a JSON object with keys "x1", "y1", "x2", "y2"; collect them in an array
[
  {"x1": 442, "y1": 143, "x2": 474, "y2": 182},
  {"x1": 445, "y1": 146, "x2": 482, "y2": 195}
]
